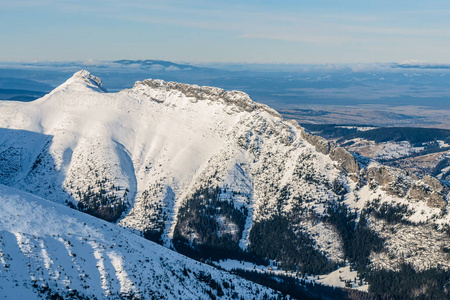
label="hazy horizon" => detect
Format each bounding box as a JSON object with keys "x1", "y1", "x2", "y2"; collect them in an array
[{"x1": 2, "y1": 59, "x2": 450, "y2": 128}]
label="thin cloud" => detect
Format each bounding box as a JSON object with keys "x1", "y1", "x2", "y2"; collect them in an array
[{"x1": 2, "y1": 1, "x2": 450, "y2": 63}]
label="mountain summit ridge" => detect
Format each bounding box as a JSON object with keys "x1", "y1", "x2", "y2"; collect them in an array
[{"x1": 127, "y1": 77, "x2": 281, "y2": 117}]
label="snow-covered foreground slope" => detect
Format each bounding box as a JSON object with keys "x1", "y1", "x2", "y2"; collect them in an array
[{"x1": 0, "y1": 184, "x2": 278, "y2": 299}]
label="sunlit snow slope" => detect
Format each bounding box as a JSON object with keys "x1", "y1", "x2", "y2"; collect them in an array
[{"x1": 0, "y1": 184, "x2": 278, "y2": 299}]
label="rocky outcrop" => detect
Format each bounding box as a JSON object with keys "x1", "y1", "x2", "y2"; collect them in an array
[
  {"x1": 295, "y1": 124, "x2": 449, "y2": 209},
  {"x1": 367, "y1": 166, "x2": 395, "y2": 186},
  {"x1": 364, "y1": 166, "x2": 447, "y2": 207},
  {"x1": 330, "y1": 147, "x2": 360, "y2": 174},
  {"x1": 133, "y1": 79, "x2": 282, "y2": 117},
  {"x1": 363, "y1": 165, "x2": 411, "y2": 197},
  {"x1": 300, "y1": 129, "x2": 335, "y2": 155},
  {"x1": 300, "y1": 129, "x2": 360, "y2": 174},
  {"x1": 409, "y1": 177, "x2": 447, "y2": 209},
  {"x1": 73, "y1": 70, "x2": 107, "y2": 92},
  {"x1": 422, "y1": 175, "x2": 444, "y2": 192},
  {"x1": 427, "y1": 192, "x2": 447, "y2": 209},
  {"x1": 409, "y1": 183, "x2": 431, "y2": 200}
]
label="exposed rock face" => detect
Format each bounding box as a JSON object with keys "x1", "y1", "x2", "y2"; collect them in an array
[
  {"x1": 300, "y1": 129, "x2": 359, "y2": 173},
  {"x1": 427, "y1": 192, "x2": 447, "y2": 209},
  {"x1": 384, "y1": 175, "x2": 412, "y2": 198},
  {"x1": 364, "y1": 166, "x2": 447, "y2": 208},
  {"x1": 133, "y1": 79, "x2": 282, "y2": 117},
  {"x1": 299, "y1": 123, "x2": 449, "y2": 208},
  {"x1": 409, "y1": 177, "x2": 447, "y2": 209},
  {"x1": 422, "y1": 175, "x2": 444, "y2": 192},
  {"x1": 367, "y1": 166, "x2": 395, "y2": 186},
  {"x1": 330, "y1": 147, "x2": 360, "y2": 174},
  {"x1": 408, "y1": 183, "x2": 430, "y2": 200},
  {"x1": 300, "y1": 129, "x2": 335, "y2": 155}
]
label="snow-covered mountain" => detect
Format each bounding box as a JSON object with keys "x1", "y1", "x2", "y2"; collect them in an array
[
  {"x1": 1, "y1": 70, "x2": 450, "y2": 298},
  {"x1": 0, "y1": 184, "x2": 279, "y2": 299}
]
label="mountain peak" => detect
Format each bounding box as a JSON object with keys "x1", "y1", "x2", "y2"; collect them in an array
[
  {"x1": 52, "y1": 69, "x2": 107, "y2": 93},
  {"x1": 72, "y1": 69, "x2": 106, "y2": 92}
]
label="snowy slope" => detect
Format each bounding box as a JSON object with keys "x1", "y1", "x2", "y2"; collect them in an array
[
  {"x1": 0, "y1": 70, "x2": 343, "y2": 249},
  {"x1": 0, "y1": 70, "x2": 449, "y2": 288},
  {"x1": 0, "y1": 184, "x2": 279, "y2": 299}
]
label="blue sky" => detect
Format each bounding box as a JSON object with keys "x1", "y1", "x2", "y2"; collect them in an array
[{"x1": 1, "y1": 0, "x2": 450, "y2": 63}]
